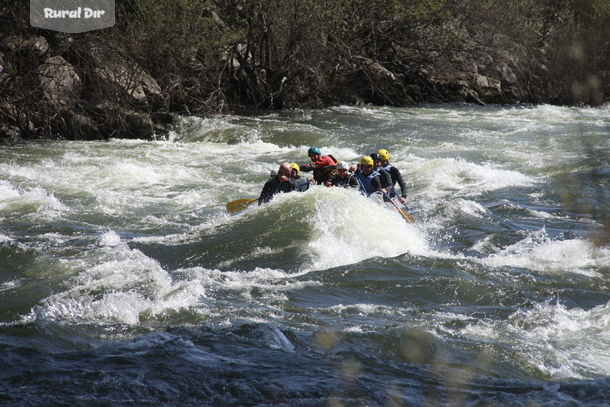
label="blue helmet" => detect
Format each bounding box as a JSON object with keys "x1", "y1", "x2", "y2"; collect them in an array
[{"x1": 308, "y1": 147, "x2": 321, "y2": 155}]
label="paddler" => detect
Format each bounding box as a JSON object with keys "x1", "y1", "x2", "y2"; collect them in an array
[
  {"x1": 289, "y1": 163, "x2": 311, "y2": 191},
  {"x1": 354, "y1": 156, "x2": 382, "y2": 197},
  {"x1": 325, "y1": 162, "x2": 358, "y2": 188},
  {"x1": 299, "y1": 146, "x2": 338, "y2": 185},
  {"x1": 258, "y1": 162, "x2": 300, "y2": 205},
  {"x1": 370, "y1": 152, "x2": 392, "y2": 194},
  {"x1": 378, "y1": 149, "x2": 408, "y2": 204}
]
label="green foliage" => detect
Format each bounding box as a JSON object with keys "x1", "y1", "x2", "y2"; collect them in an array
[{"x1": 592, "y1": 0, "x2": 610, "y2": 18}]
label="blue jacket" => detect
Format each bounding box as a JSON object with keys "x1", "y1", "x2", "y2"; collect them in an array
[{"x1": 355, "y1": 170, "x2": 382, "y2": 195}]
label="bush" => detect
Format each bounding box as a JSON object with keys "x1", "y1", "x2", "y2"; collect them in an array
[{"x1": 1, "y1": 0, "x2": 608, "y2": 140}]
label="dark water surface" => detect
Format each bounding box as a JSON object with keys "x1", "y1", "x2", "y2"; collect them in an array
[{"x1": 1, "y1": 105, "x2": 609, "y2": 406}]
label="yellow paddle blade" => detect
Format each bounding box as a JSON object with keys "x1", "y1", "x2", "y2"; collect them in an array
[
  {"x1": 226, "y1": 198, "x2": 258, "y2": 214},
  {"x1": 397, "y1": 207, "x2": 416, "y2": 223},
  {"x1": 389, "y1": 197, "x2": 416, "y2": 223}
]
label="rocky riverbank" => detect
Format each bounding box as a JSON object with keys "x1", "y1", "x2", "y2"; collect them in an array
[
  {"x1": 1, "y1": 1, "x2": 607, "y2": 142},
  {"x1": 0, "y1": 34, "x2": 172, "y2": 141}
]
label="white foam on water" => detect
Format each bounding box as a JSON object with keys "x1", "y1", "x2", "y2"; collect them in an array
[
  {"x1": 25, "y1": 231, "x2": 207, "y2": 326},
  {"x1": 0, "y1": 279, "x2": 21, "y2": 292},
  {"x1": 99, "y1": 230, "x2": 122, "y2": 247},
  {"x1": 525, "y1": 208, "x2": 557, "y2": 219},
  {"x1": 171, "y1": 266, "x2": 321, "y2": 325},
  {"x1": 0, "y1": 180, "x2": 22, "y2": 201},
  {"x1": 446, "y1": 198, "x2": 490, "y2": 220},
  {"x1": 481, "y1": 229, "x2": 610, "y2": 277},
  {"x1": 461, "y1": 300, "x2": 610, "y2": 380},
  {"x1": 411, "y1": 157, "x2": 537, "y2": 201},
  {"x1": 0, "y1": 184, "x2": 68, "y2": 219},
  {"x1": 327, "y1": 303, "x2": 414, "y2": 319},
  {"x1": 182, "y1": 266, "x2": 316, "y2": 298},
  {"x1": 0, "y1": 233, "x2": 14, "y2": 243},
  {"x1": 302, "y1": 187, "x2": 430, "y2": 271}
]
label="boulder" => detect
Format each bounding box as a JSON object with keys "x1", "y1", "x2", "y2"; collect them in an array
[
  {"x1": 0, "y1": 124, "x2": 23, "y2": 142},
  {"x1": 458, "y1": 88, "x2": 485, "y2": 106},
  {"x1": 473, "y1": 73, "x2": 503, "y2": 102},
  {"x1": 37, "y1": 56, "x2": 82, "y2": 109},
  {"x1": 68, "y1": 112, "x2": 104, "y2": 140},
  {"x1": 89, "y1": 44, "x2": 163, "y2": 108},
  {"x1": 474, "y1": 74, "x2": 502, "y2": 93},
  {"x1": 1, "y1": 36, "x2": 49, "y2": 57},
  {"x1": 0, "y1": 101, "x2": 35, "y2": 137},
  {"x1": 93, "y1": 104, "x2": 155, "y2": 138},
  {"x1": 497, "y1": 62, "x2": 517, "y2": 85},
  {"x1": 120, "y1": 109, "x2": 155, "y2": 138}
]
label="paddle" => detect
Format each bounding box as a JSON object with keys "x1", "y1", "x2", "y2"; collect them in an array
[
  {"x1": 226, "y1": 198, "x2": 257, "y2": 214},
  {"x1": 391, "y1": 188, "x2": 416, "y2": 223},
  {"x1": 383, "y1": 192, "x2": 416, "y2": 223},
  {"x1": 356, "y1": 174, "x2": 415, "y2": 223},
  {"x1": 355, "y1": 173, "x2": 370, "y2": 197}
]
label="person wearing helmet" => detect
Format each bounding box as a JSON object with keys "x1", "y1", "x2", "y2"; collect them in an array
[
  {"x1": 354, "y1": 156, "x2": 382, "y2": 196},
  {"x1": 299, "y1": 146, "x2": 338, "y2": 185},
  {"x1": 289, "y1": 163, "x2": 311, "y2": 191},
  {"x1": 370, "y1": 152, "x2": 392, "y2": 193},
  {"x1": 325, "y1": 162, "x2": 358, "y2": 188},
  {"x1": 378, "y1": 149, "x2": 408, "y2": 203},
  {"x1": 258, "y1": 162, "x2": 300, "y2": 205}
]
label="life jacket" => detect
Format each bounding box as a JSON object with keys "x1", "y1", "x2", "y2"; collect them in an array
[
  {"x1": 356, "y1": 170, "x2": 380, "y2": 195},
  {"x1": 376, "y1": 167, "x2": 392, "y2": 189},
  {"x1": 293, "y1": 175, "x2": 310, "y2": 191}
]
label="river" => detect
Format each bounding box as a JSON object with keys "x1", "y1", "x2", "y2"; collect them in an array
[{"x1": 1, "y1": 104, "x2": 609, "y2": 406}]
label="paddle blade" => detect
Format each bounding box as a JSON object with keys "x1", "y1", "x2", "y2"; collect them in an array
[
  {"x1": 390, "y1": 197, "x2": 416, "y2": 223},
  {"x1": 226, "y1": 198, "x2": 257, "y2": 214},
  {"x1": 398, "y1": 208, "x2": 416, "y2": 223}
]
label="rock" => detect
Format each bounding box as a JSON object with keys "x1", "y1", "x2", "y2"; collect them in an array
[
  {"x1": 370, "y1": 61, "x2": 397, "y2": 81},
  {"x1": 498, "y1": 62, "x2": 517, "y2": 84},
  {"x1": 54, "y1": 34, "x2": 75, "y2": 56},
  {"x1": 0, "y1": 102, "x2": 35, "y2": 136},
  {"x1": 1, "y1": 36, "x2": 49, "y2": 57},
  {"x1": 37, "y1": 56, "x2": 82, "y2": 109},
  {"x1": 0, "y1": 123, "x2": 23, "y2": 142},
  {"x1": 89, "y1": 44, "x2": 163, "y2": 108},
  {"x1": 472, "y1": 73, "x2": 505, "y2": 102},
  {"x1": 458, "y1": 88, "x2": 485, "y2": 106},
  {"x1": 94, "y1": 104, "x2": 155, "y2": 138},
  {"x1": 0, "y1": 52, "x2": 6, "y2": 74},
  {"x1": 121, "y1": 109, "x2": 155, "y2": 138},
  {"x1": 0, "y1": 102, "x2": 18, "y2": 122},
  {"x1": 474, "y1": 74, "x2": 502, "y2": 93},
  {"x1": 68, "y1": 112, "x2": 104, "y2": 140}
]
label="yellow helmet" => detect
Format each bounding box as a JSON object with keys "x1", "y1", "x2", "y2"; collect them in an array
[
  {"x1": 360, "y1": 156, "x2": 374, "y2": 166},
  {"x1": 378, "y1": 149, "x2": 390, "y2": 161},
  {"x1": 290, "y1": 163, "x2": 300, "y2": 173}
]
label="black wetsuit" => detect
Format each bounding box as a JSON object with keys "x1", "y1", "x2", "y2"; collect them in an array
[
  {"x1": 258, "y1": 177, "x2": 299, "y2": 205},
  {"x1": 382, "y1": 164, "x2": 408, "y2": 199},
  {"x1": 329, "y1": 173, "x2": 359, "y2": 188},
  {"x1": 376, "y1": 167, "x2": 393, "y2": 191}
]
